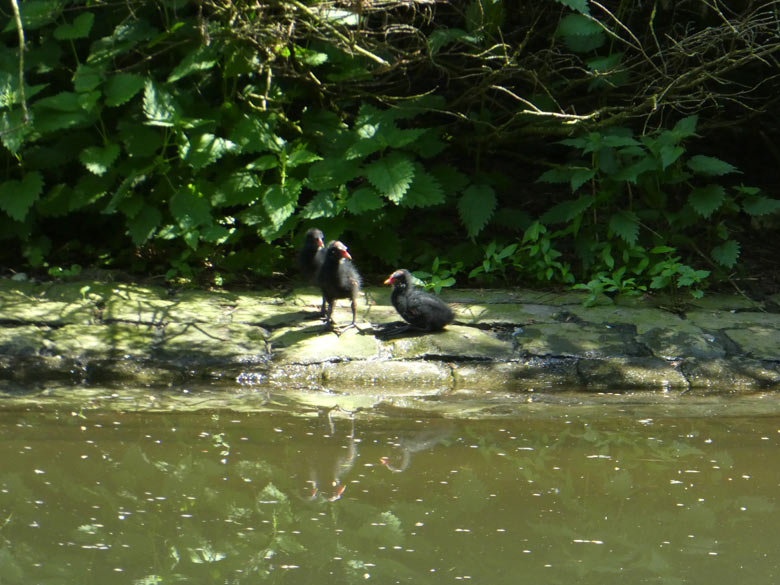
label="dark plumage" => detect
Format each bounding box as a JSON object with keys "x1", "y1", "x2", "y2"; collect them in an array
[
  {"x1": 299, "y1": 228, "x2": 326, "y2": 279},
  {"x1": 299, "y1": 228, "x2": 327, "y2": 315},
  {"x1": 384, "y1": 269, "x2": 454, "y2": 332},
  {"x1": 316, "y1": 241, "x2": 362, "y2": 329}
]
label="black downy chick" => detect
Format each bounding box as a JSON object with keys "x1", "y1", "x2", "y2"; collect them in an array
[
  {"x1": 298, "y1": 228, "x2": 327, "y2": 315},
  {"x1": 316, "y1": 241, "x2": 362, "y2": 330},
  {"x1": 384, "y1": 269, "x2": 454, "y2": 333}
]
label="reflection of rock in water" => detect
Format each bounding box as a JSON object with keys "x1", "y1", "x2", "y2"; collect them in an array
[
  {"x1": 304, "y1": 407, "x2": 357, "y2": 502},
  {"x1": 380, "y1": 423, "x2": 453, "y2": 473}
]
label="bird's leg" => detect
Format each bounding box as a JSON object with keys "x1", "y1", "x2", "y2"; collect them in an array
[{"x1": 319, "y1": 293, "x2": 326, "y2": 318}]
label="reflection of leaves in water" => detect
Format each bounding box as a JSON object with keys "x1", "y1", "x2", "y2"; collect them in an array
[
  {"x1": 357, "y1": 510, "x2": 404, "y2": 546},
  {"x1": 188, "y1": 544, "x2": 226, "y2": 563}
]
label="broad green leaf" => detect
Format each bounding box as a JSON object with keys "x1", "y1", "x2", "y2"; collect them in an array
[
  {"x1": 168, "y1": 45, "x2": 218, "y2": 83},
  {"x1": 286, "y1": 148, "x2": 322, "y2": 168},
  {"x1": 659, "y1": 145, "x2": 685, "y2": 169},
  {"x1": 458, "y1": 184, "x2": 496, "y2": 238},
  {"x1": 127, "y1": 204, "x2": 161, "y2": 245},
  {"x1": 214, "y1": 171, "x2": 263, "y2": 207},
  {"x1": 246, "y1": 155, "x2": 278, "y2": 171},
  {"x1": 711, "y1": 240, "x2": 740, "y2": 268},
  {"x1": 608, "y1": 211, "x2": 639, "y2": 246},
  {"x1": 741, "y1": 194, "x2": 780, "y2": 216},
  {"x1": 672, "y1": 115, "x2": 698, "y2": 139},
  {"x1": 385, "y1": 126, "x2": 427, "y2": 149},
  {"x1": 263, "y1": 181, "x2": 301, "y2": 228},
  {"x1": 79, "y1": 143, "x2": 120, "y2": 176},
  {"x1": 364, "y1": 152, "x2": 415, "y2": 203},
  {"x1": 557, "y1": 14, "x2": 605, "y2": 53},
  {"x1": 402, "y1": 168, "x2": 445, "y2": 208},
  {"x1": 346, "y1": 187, "x2": 384, "y2": 214},
  {"x1": 35, "y1": 91, "x2": 84, "y2": 111},
  {"x1": 54, "y1": 12, "x2": 94, "y2": 40},
  {"x1": 73, "y1": 64, "x2": 104, "y2": 92},
  {"x1": 4, "y1": 0, "x2": 62, "y2": 31},
  {"x1": 229, "y1": 115, "x2": 285, "y2": 153},
  {"x1": 570, "y1": 168, "x2": 596, "y2": 191},
  {"x1": 302, "y1": 190, "x2": 341, "y2": 219},
  {"x1": 689, "y1": 184, "x2": 726, "y2": 218},
  {"x1": 307, "y1": 158, "x2": 362, "y2": 191},
  {"x1": 558, "y1": 0, "x2": 590, "y2": 14},
  {"x1": 118, "y1": 121, "x2": 162, "y2": 157},
  {"x1": 687, "y1": 155, "x2": 739, "y2": 176},
  {"x1": 1, "y1": 109, "x2": 30, "y2": 154},
  {"x1": 105, "y1": 73, "x2": 145, "y2": 107},
  {"x1": 87, "y1": 21, "x2": 157, "y2": 65},
  {"x1": 143, "y1": 80, "x2": 178, "y2": 127},
  {"x1": 540, "y1": 195, "x2": 594, "y2": 224},
  {"x1": 0, "y1": 172, "x2": 44, "y2": 221},
  {"x1": 170, "y1": 187, "x2": 212, "y2": 230},
  {"x1": 183, "y1": 133, "x2": 236, "y2": 169}
]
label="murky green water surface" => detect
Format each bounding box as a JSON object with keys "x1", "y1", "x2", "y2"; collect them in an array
[{"x1": 1, "y1": 389, "x2": 780, "y2": 584}]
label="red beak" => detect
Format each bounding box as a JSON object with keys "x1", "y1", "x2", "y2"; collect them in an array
[{"x1": 383, "y1": 274, "x2": 394, "y2": 285}]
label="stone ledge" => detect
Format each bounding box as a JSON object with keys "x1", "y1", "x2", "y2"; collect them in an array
[{"x1": 0, "y1": 279, "x2": 778, "y2": 394}]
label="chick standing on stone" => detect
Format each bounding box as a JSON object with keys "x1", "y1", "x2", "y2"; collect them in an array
[
  {"x1": 384, "y1": 269, "x2": 454, "y2": 333},
  {"x1": 298, "y1": 228, "x2": 327, "y2": 315},
  {"x1": 316, "y1": 240, "x2": 362, "y2": 330}
]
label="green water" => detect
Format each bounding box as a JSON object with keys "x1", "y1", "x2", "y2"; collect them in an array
[{"x1": 1, "y1": 391, "x2": 779, "y2": 584}]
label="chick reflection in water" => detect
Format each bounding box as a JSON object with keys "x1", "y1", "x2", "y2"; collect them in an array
[
  {"x1": 304, "y1": 408, "x2": 357, "y2": 502},
  {"x1": 380, "y1": 424, "x2": 453, "y2": 473}
]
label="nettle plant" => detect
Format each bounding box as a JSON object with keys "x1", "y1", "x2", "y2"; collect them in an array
[{"x1": 528, "y1": 115, "x2": 780, "y2": 303}]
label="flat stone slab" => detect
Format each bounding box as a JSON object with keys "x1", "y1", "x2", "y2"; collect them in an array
[{"x1": 0, "y1": 278, "x2": 778, "y2": 394}]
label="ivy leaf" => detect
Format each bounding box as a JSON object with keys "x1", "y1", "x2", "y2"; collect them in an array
[
  {"x1": 364, "y1": 152, "x2": 415, "y2": 204},
  {"x1": 687, "y1": 155, "x2": 739, "y2": 176},
  {"x1": 143, "y1": 80, "x2": 179, "y2": 127},
  {"x1": 711, "y1": 240, "x2": 740, "y2": 268},
  {"x1": 263, "y1": 180, "x2": 301, "y2": 229},
  {"x1": 741, "y1": 194, "x2": 780, "y2": 216},
  {"x1": 608, "y1": 210, "x2": 639, "y2": 246},
  {"x1": 79, "y1": 143, "x2": 120, "y2": 176},
  {"x1": 183, "y1": 133, "x2": 236, "y2": 169},
  {"x1": 689, "y1": 184, "x2": 726, "y2": 218},
  {"x1": 346, "y1": 187, "x2": 384, "y2": 214},
  {"x1": 170, "y1": 187, "x2": 212, "y2": 230},
  {"x1": 0, "y1": 172, "x2": 44, "y2": 221},
  {"x1": 168, "y1": 45, "x2": 218, "y2": 83},
  {"x1": 105, "y1": 73, "x2": 145, "y2": 107},
  {"x1": 458, "y1": 184, "x2": 496, "y2": 238},
  {"x1": 54, "y1": 12, "x2": 94, "y2": 40},
  {"x1": 127, "y1": 204, "x2": 161, "y2": 245}
]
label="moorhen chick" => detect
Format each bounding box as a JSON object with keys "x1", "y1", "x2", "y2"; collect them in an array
[
  {"x1": 384, "y1": 269, "x2": 454, "y2": 333},
  {"x1": 298, "y1": 228, "x2": 326, "y2": 315},
  {"x1": 316, "y1": 240, "x2": 362, "y2": 330}
]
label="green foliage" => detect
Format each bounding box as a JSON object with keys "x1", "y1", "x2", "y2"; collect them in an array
[
  {"x1": 529, "y1": 116, "x2": 780, "y2": 298},
  {"x1": 413, "y1": 257, "x2": 462, "y2": 294}
]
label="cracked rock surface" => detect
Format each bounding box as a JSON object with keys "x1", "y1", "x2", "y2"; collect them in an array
[{"x1": 0, "y1": 278, "x2": 779, "y2": 395}]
